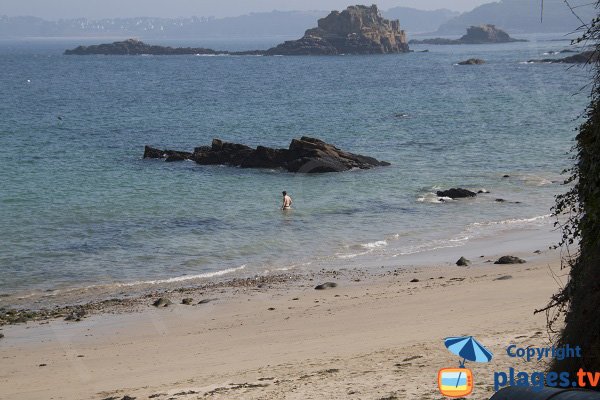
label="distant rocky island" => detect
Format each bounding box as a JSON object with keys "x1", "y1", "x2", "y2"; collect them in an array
[
  {"x1": 64, "y1": 39, "x2": 263, "y2": 56},
  {"x1": 65, "y1": 5, "x2": 409, "y2": 56},
  {"x1": 409, "y1": 24, "x2": 526, "y2": 45},
  {"x1": 265, "y1": 5, "x2": 408, "y2": 55},
  {"x1": 143, "y1": 137, "x2": 390, "y2": 173}
]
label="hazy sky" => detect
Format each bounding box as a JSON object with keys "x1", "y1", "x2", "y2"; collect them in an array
[{"x1": 1, "y1": 0, "x2": 492, "y2": 19}]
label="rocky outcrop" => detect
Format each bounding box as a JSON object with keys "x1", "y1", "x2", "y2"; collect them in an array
[
  {"x1": 65, "y1": 38, "x2": 264, "y2": 56},
  {"x1": 460, "y1": 24, "x2": 526, "y2": 44},
  {"x1": 527, "y1": 51, "x2": 598, "y2": 64},
  {"x1": 144, "y1": 137, "x2": 390, "y2": 173},
  {"x1": 436, "y1": 188, "x2": 477, "y2": 199},
  {"x1": 458, "y1": 58, "x2": 485, "y2": 65},
  {"x1": 266, "y1": 5, "x2": 409, "y2": 55},
  {"x1": 410, "y1": 24, "x2": 526, "y2": 45}
]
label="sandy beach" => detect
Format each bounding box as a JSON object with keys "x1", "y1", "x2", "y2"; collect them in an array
[{"x1": 0, "y1": 245, "x2": 565, "y2": 400}]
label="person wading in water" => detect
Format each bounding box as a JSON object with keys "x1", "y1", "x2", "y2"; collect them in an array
[{"x1": 281, "y1": 191, "x2": 292, "y2": 210}]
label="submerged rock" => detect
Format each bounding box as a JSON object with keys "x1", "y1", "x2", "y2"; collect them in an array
[
  {"x1": 494, "y1": 256, "x2": 526, "y2": 264},
  {"x1": 144, "y1": 137, "x2": 390, "y2": 173},
  {"x1": 527, "y1": 51, "x2": 598, "y2": 64},
  {"x1": 436, "y1": 188, "x2": 477, "y2": 199},
  {"x1": 458, "y1": 58, "x2": 485, "y2": 65},
  {"x1": 266, "y1": 5, "x2": 409, "y2": 55},
  {"x1": 410, "y1": 24, "x2": 526, "y2": 45}
]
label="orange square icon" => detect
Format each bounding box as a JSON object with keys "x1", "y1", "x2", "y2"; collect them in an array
[{"x1": 438, "y1": 368, "x2": 473, "y2": 397}]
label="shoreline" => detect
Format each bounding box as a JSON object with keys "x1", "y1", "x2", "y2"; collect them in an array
[
  {"x1": 0, "y1": 216, "x2": 560, "y2": 319},
  {"x1": 0, "y1": 215, "x2": 558, "y2": 316},
  {"x1": 0, "y1": 244, "x2": 564, "y2": 399}
]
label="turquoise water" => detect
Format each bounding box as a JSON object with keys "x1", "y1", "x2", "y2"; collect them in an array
[{"x1": 0, "y1": 36, "x2": 590, "y2": 297}]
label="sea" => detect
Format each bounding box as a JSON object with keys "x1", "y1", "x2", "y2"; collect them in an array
[{"x1": 0, "y1": 34, "x2": 591, "y2": 303}]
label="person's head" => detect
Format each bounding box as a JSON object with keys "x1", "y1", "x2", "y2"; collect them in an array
[{"x1": 282, "y1": 191, "x2": 287, "y2": 196}]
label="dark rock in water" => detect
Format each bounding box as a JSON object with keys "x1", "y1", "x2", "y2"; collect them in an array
[
  {"x1": 495, "y1": 198, "x2": 506, "y2": 203},
  {"x1": 65, "y1": 38, "x2": 264, "y2": 56},
  {"x1": 145, "y1": 137, "x2": 389, "y2": 173},
  {"x1": 456, "y1": 257, "x2": 471, "y2": 266},
  {"x1": 315, "y1": 282, "x2": 338, "y2": 290},
  {"x1": 143, "y1": 146, "x2": 192, "y2": 162},
  {"x1": 152, "y1": 298, "x2": 172, "y2": 308},
  {"x1": 410, "y1": 278, "x2": 420, "y2": 283},
  {"x1": 410, "y1": 25, "x2": 526, "y2": 45},
  {"x1": 436, "y1": 188, "x2": 477, "y2": 199},
  {"x1": 458, "y1": 58, "x2": 485, "y2": 65},
  {"x1": 527, "y1": 50, "x2": 598, "y2": 64},
  {"x1": 181, "y1": 298, "x2": 194, "y2": 305},
  {"x1": 266, "y1": 5, "x2": 409, "y2": 55},
  {"x1": 165, "y1": 152, "x2": 192, "y2": 162},
  {"x1": 534, "y1": 250, "x2": 542, "y2": 254},
  {"x1": 0, "y1": 333, "x2": 4, "y2": 339},
  {"x1": 478, "y1": 189, "x2": 489, "y2": 194},
  {"x1": 503, "y1": 174, "x2": 510, "y2": 178},
  {"x1": 144, "y1": 146, "x2": 164, "y2": 159},
  {"x1": 494, "y1": 256, "x2": 526, "y2": 264},
  {"x1": 494, "y1": 275, "x2": 513, "y2": 281}
]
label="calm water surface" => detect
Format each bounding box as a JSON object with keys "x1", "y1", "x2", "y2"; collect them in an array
[{"x1": 0, "y1": 35, "x2": 590, "y2": 296}]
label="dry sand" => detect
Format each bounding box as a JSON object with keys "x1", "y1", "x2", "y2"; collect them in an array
[{"x1": 0, "y1": 250, "x2": 566, "y2": 400}]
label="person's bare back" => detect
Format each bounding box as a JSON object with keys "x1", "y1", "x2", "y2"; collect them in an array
[{"x1": 282, "y1": 191, "x2": 292, "y2": 210}]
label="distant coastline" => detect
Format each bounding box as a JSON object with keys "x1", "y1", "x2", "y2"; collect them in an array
[{"x1": 65, "y1": 5, "x2": 410, "y2": 56}]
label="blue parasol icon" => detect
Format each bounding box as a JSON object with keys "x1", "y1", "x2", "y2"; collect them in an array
[{"x1": 444, "y1": 336, "x2": 493, "y2": 389}]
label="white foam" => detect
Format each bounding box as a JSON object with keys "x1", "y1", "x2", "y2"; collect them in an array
[
  {"x1": 337, "y1": 251, "x2": 370, "y2": 259},
  {"x1": 117, "y1": 265, "x2": 246, "y2": 287},
  {"x1": 469, "y1": 214, "x2": 550, "y2": 228},
  {"x1": 417, "y1": 192, "x2": 450, "y2": 203},
  {"x1": 361, "y1": 240, "x2": 387, "y2": 249}
]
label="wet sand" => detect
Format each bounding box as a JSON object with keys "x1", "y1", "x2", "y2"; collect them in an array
[{"x1": 0, "y1": 247, "x2": 564, "y2": 400}]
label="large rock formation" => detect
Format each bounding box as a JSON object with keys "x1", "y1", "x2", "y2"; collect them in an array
[
  {"x1": 409, "y1": 24, "x2": 526, "y2": 45},
  {"x1": 144, "y1": 137, "x2": 390, "y2": 173},
  {"x1": 459, "y1": 24, "x2": 525, "y2": 44},
  {"x1": 64, "y1": 38, "x2": 263, "y2": 56},
  {"x1": 266, "y1": 5, "x2": 409, "y2": 55}
]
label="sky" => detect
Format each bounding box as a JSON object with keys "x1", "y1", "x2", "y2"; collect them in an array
[{"x1": 0, "y1": 0, "x2": 492, "y2": 19}]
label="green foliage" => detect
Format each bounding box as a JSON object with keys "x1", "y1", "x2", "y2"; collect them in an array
[{"x1": 544, "y1": 3, "x2": 600, "y2": 379}]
